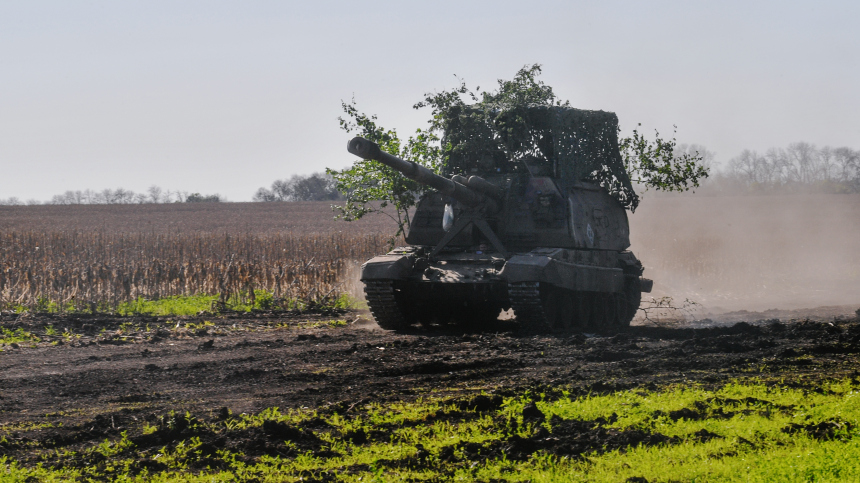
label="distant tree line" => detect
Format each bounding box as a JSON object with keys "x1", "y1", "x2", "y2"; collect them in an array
[
  {"x1": 0, "y1": 186, "x2": 224, "y2": 206},
  {"x1": 712, "y1": 142, "x2": 860, "y2": 193},
  {"x1": 3, "y1": 142, "x2": 857, "y2": 207},
  {"x1": 631, "y1": 142, "x2": 859, "y2": 195},
  {"x1": 726, "y1": 142, "x2": 860, "y2": 193},
  {"x1": 253, "y1": 172, "x2": 344, "y2": 202}
]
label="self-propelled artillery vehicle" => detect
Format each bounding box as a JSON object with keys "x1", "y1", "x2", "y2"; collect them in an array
[{"x1": 347, "y1": 105, "x2": 652, "y2": 331}]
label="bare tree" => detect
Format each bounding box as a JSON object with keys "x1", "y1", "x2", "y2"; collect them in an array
[
  {"x1": 148, "y1": 185, "x2": 163, "y2": 203},
  {"x1": 81, "y1": 189, "x2": 96, "y2": 204},
  {"x1": 252, "y1": 187, "x2": 277, "y2": 202},
  {"x1": 50, "y1": 191, "x2": 72, "y2": 205},
  {"x1": 676, "y1": 143, "x2": 716, "y2": 171},
  {"x1": 728, "y1": 150, "x2": 761, "y2": 184},
  {"x1": 271, "y1": 179, "x2": 291, "y2": 200},
  {"x1": 762, "y1": 148, "x2": 785, "y2": 185},
  {"x1": 834, "y1": 147, "x2": 860, "y2": 187},
  {"x1": 818, "y1": 146, "x2": 837, "y2": 182},
  {"x1": 784, "y1": 142, "x2": 818, "y2": 184}
]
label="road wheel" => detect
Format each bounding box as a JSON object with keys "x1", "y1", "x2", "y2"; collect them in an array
[
  {"x1": 557, "y1": 291, "x2": 575, "y2": 330},
  {"x1": 589, "y1": 294, "x2": 608, "y2": 327},
  {"x1": 609, "y1": 294, "x2": 626, "y2": 326},
  {"x1": 572, "y1": 292, "x2": 592, "y2": 329},
  {"x1": 617, "y1": 278, "x2": 642, "y2": 327},
  {"x1": 603, "y1": 293, "x2": 619, "y2": 327},
  {"x1": 541, "y1": 288, "x2": 565, "y2": 330}
]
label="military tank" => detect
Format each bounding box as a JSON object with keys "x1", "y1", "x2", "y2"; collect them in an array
[{"x1": 348, "y1": 105, "x2": 652, "y2": 331}]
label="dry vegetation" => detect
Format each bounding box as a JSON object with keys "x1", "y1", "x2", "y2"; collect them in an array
[
  {"x1": 0, "y1": 231, "x2": 389, "y2": 312},
  {"x1": 0, "y1": 203, "x2": 395, "y2": 313}
]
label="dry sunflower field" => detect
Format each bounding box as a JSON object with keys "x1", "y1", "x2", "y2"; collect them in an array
[
  {"x1": 0, "y1": 231, "x2": 389, "y2": 313},
  {"x1": 0, "y1": 203, "x2": 394, "y2": 314}
]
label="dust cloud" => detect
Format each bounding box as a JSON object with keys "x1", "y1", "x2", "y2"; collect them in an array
[
  {"x1": 341, "y1": 260, "x2": 386, "y2": 331},
  {"x1": 342, "y1": 259, "x2": 367, "y2": 304},
  {"x1": 629, "y1": 193, "x2": 860, "y2": 318}
]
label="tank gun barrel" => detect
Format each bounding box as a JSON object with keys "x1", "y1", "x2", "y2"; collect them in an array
[{"x1": 347, "y1": 136, "x2": 487, "y2": 208}]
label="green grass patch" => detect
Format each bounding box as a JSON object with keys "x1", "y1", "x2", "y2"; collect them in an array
[
  {"x1": 116, "y1": 291, "x2": 354, "y2": 316},
  {"x1": 6, "y1": 377, "x2": 860, "y2": 481},
  {"x1": 0, "y1": 327, "x2": 40, "y2": 347},
  {"x1": 4, "y1": 291, "x2": 356, "y2": 317},
  {"x1": 116, "y1": 294, "x2": 220, "y2": 316}
]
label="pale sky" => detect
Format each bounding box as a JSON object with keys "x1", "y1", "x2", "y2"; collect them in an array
[{"x1": 1, "y1": 0, "x2": 858, "y2": 202}]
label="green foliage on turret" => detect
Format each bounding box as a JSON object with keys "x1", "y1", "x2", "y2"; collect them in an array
[
  {"x1": 620, "y1": 124, "x2": 710, "y2": 198},
  {"x1": 327, "y1": 101, "x2": 442, "y2": 238},
  {"x1": 329, "y1": 64, "x2": 709, "y2": 232}
]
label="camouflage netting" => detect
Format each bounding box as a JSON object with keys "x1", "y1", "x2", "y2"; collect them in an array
[{"x1": 441, "y1": 104, "x2": 639, "y2": 210}]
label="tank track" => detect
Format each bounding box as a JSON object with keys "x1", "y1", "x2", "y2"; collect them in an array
[
  {"x1": 363, "y1": 280, "x2": 410, "y2": 330},
  {"x1": 508, "y1": 282, "x2": 550, "y2": 331}
]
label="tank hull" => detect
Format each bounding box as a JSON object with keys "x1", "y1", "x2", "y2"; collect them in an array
[{"x1": 361, "y1": 247, "x2": 651, "y2": 331}]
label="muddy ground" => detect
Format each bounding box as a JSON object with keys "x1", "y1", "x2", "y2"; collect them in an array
[{"x1": 2, "y1": 306, "x2": 860, "y2": 471}]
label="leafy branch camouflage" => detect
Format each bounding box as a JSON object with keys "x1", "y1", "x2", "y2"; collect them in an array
[
  {"x1": 329, "y1": 64, "x2": 709, "y2": 231},
  {"x1": 327, "y1": 100, "x2": 442, "y2": 238},
  {"x1": 620, "y1": 124, "x2": 710, "y2": 198}
]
